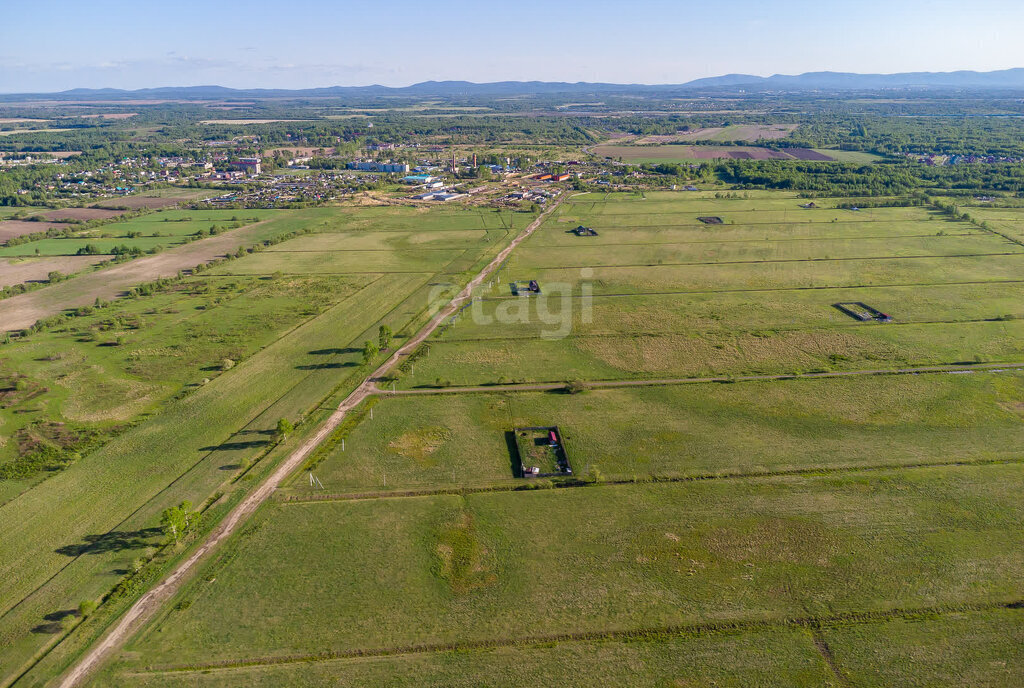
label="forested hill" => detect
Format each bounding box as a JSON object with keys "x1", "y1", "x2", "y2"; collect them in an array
[{"x1": 6, "y1": 68, "x2": 1024, "y2": 100}]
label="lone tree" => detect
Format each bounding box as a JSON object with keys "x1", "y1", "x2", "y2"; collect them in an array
[
  {"x1": 276, "y1": 417, "x2": 294, "y2": 439},
  {"x1": 362, "y1": 340, "x2": 379, "y2": 365},
  {"x1": 378, "y1": 325, "x2": 393, "y2": 351},
  {"x1": 160, "y1": 500, "x2": 201, "y2": 545},
  {"x1": 77, "y1": 599, "x2": 97, "y2": 618}
]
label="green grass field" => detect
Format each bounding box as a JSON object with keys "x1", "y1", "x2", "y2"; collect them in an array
[
  {"x1": 102, "y1": 610, "x2": 1024, "y2": 688},
  {"x1": 824, "y1": 609, "x2": 1024, "y2": 687},
  {"x1": 19, "y1": 190, "x2": 1024, "y2": 687},
  {"x1": 103, "y1": 628, "x2": 836, "y2": 687},
  {"x1": 0, "y1": 202, "x2": 534, "y2": 687},
  {"x1": 284, "y1": 371, "x2": 1024, "y2": 495},
  {"x1": 962, "y1": 205, "x2": 1024, "y2": 243},
  {"x1": 117, "y1": 465, "x2": 1024, "y2": 673},
  {"x1": 388, "y1": 193, "x2": 1024, "y2": 387},
  {"x1": 0, "y1": 274, "x2": 370, "y2": 484},
  {"x1": 0, "y1": 210, "x2": 280, "y2": 257}
]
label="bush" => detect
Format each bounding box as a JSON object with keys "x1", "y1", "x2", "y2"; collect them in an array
[
  {"x1": 565, "y1": 379, "x2": 589, "y2": 394},
  {"x1": 77, "y1": 599, "x2": 97, "y2": 618}
]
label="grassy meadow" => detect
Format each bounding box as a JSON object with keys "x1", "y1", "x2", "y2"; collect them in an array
[
  {"x1": 824, "y1": 609, "x2": 1024, "y2": 687},
  {"x1": 119, "y1": 465, "x2": 1024, "y2": 669},
  {"x1": 389, "y1": 192, "x2": 1024, "y2": 387},
  {"x1": 282, "y1": 371, "x2": 1024, "y2": 496},
  {"x1": 103, "y1": 629, "x2": 835, "y2": 687},
  {"x1": 0, "y1": 202, "x2": 532, "y2": 687},
  {"x1": 0, "y1": 210, "x2": 281, "y2": 257},
  {"x1": 22, "y1": 190, "x2": 1024, "y2": 687}
]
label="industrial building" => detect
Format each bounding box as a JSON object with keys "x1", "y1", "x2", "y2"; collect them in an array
[
  {"x1": 402, "y1": 174, "x2": 437, "y2": 184},
  {"x1": 235, "y1": 157, "x2": 262, "y2": 176}
]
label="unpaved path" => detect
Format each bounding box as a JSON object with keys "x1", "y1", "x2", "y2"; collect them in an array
[
  {"x1": 56, "y1": 197, "x2": 566, "y2": 688},
  {"x1": 0, "y1": 221, "x2": 271, "y2": 332},
  {"x1": 373, "y1": 361, "x2": 1024, "y2": 396}
]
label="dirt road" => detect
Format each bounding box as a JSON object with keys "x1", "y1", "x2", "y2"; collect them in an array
[
  {"x1": 373, "y1": 361, "x2": 1024, "y2": 396},
  {"x1": 56, "y1": 197, "x2": 565, "y2": 688}
]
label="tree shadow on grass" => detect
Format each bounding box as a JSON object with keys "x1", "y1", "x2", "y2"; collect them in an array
[
  {"x1": 31, "y1": 609, "x2": 78, "y2": 634},
  {"x1": 308, "y1": 347, "x2": 359, "y2": 356},
  {"x1": 505, "y1": 431, "x2": 523, "y2": 478},
  {"x1": 295, "y1": 362, "x2": 357, "y2": 370},
  {"x1": 198, "y1": 439, "x2": 270, "y2": 451},
  {"x1": 55, "y1": 527, "x2": 162, "y2": 557}
]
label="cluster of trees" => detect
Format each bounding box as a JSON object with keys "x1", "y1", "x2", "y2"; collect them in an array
[
  {"x1": 361, "y1": 325, "x2": 394, "y2": 365},
  {"x1": 643, "y1": 159, "x2": 1024, "y2": 196},
  {"x1": 789, "y1": 114, "x2": 1024, "y2": 158},
  {"x1": 639, "y1": 152, "x2": 1024, "y2": 196},
  {"x1": 713, "y1": 160, "x2": 919, "y2": 195},
  {"x1": 75, "y1": 243, "x2": 147, "y2": 257}
]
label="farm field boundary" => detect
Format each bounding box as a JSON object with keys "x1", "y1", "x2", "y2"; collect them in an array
[
  {"x1": 129, "y1": 600, "x2": 1023, "y2": 675},
  {"x1": 377, "y1": 361, "x2": 1024, "y2": 395},
  {"x1": 280, "y1": 455, "x2": 1024, "y2": 505}
]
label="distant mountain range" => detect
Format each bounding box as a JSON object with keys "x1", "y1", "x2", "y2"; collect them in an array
[
  {"x1": 684, "y1": 68, "x2": 1024, "y2": 90},
  {"x1": 10, "y1": 69, "x2": 1024, "y2": 99}
]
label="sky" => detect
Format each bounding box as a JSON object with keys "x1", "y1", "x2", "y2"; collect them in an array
[{"x1": 4, "y1": 0, "x2": 1024, "y2": 92}]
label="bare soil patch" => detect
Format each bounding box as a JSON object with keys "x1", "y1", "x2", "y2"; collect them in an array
[
  {"x1": 0, "y1": 256, "x2": 107, "y2": 288},
  {"x1": 41, "y1": 208, "x2": 126, "y2": 222},
  {"x1": 785, "y1": 148, "x2": 835, "y2": 161},
  {"x1": 687, "y1": 147, "x2": 791, "y2": 160},
  {"x1": 635, "y1": 128, "x2": 725, "y2": 144},
  {"x1": 683, "y1": 146, "x2": 729, "y2": 159},
  {"x1": 735, "y1": 148, "x2": 791, "y2": 160},
  {"x1": 91, "y1": 196, "x2": 183, "y2": 210},
  {"x1": 634, "y1": 125, "x2": 796, "y2": 145},
  {"x1": 0, "y1": 221, "x2": 66, "y2": 242},
  {"x1": 727, "y1": 124, "x2": 798, "y2": 141},
  {"x1": 266, "y1": 147, "x2": 323, "y2": 158},
  {"x1": 1, "y1": 151, "x2": 81, "y2": 159}
]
